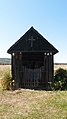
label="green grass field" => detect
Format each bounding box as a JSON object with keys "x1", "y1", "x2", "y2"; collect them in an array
[{"x1": 0, "y1": 65, "x2": 67, "y2": 119}]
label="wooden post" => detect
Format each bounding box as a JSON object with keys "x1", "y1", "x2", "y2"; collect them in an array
[
  {"x1": 11, "y1": 55, "x2": 14, "y2": 89},
  {"x1": 13, "y1": 53, "x2": 20, "y2": 89},
  {"x1": 43, "y1": 54, "x2": 46, "y2": 88},
  {"x1": 47, "y1": 54, "x2": 52, "y2": 90},
  {"x1": 45, "y1": 53, "x2": 49, "y2": 90},
  {"x1": 52, "y1": 55, "x2": 54, "y2": 82},
  {"x1": 47, "y1": 53, "x2": 54, "y2": 90},
  {"x1": 44, "y1": 52, "x2": 53, "y2": 90},
  {"x1": 11, "y1": 55, "x2": 13, "y2": 81},
  {"x1": 11, "y1": 53, "x2": 16, "y2": 90}
]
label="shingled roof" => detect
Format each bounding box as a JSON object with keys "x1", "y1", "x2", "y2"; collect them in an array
[{"x1": 7, "y1": 27, "x2": 58, "y2": 55}]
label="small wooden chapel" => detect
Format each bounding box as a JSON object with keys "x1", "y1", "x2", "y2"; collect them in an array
[{"x1": 7, "y1": 27, "x2": 58, "y2": 90}]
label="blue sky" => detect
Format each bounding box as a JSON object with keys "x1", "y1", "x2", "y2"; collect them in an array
[{"x1": 0, "y1": 0, "x2": 67, "y2": 63}]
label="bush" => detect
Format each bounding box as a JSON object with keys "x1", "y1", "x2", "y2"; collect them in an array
[
  {"x1": 1, "y1": 71, "x2": 12, "y2": 90},
  {"x1": 53, "y1": 68, "x2": 67, "y2": 90}
]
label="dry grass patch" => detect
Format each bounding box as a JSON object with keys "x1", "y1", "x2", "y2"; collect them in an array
[
  {"x1": 54, "y1": 64, "x2": 67, "y2": 72},
  {"x1": 0, "y1": 89, "x2": 67, "y2": 119},
  {"x1": 0, "y1": 65, "x2": 11, "y2": 90},
  {"x1": 0, "y1": 65, "x2": 11, "y2": 79}
]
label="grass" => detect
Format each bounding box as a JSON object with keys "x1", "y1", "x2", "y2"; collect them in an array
[
  {"x1": 0, "y1": 65, "x2": 11, "y2": 78},
  {"x1": 0, "y1": 65, "x2": 11, "y2": 90},
  {"x1": 0, "y1": 90, "x2": 67, "y2": 119},
  {"x1": 0, "y1": 65, "x2": 67, "y2": 119}
]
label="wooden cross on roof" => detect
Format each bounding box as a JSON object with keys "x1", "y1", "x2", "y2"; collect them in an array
[{"x1": 28, "y1": 36, "x2": 35, "y2": 47}]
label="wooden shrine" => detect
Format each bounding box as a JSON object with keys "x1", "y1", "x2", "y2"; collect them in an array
[{"x1": 7, "y1": 27, "x2": 58, "y2": 90}]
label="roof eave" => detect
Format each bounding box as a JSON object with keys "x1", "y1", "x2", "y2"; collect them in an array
[{"x1": 7, "y1": 49, "x2": 59, "y2": 55}]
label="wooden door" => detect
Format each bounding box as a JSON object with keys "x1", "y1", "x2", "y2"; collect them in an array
[{"x1": 22, "y1": 68, "x2": 41, "y2": 88}]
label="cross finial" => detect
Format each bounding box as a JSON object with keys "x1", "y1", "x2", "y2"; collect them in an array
[{"x1": 28, "y1": 36, "x2": 35, "y2": 47}]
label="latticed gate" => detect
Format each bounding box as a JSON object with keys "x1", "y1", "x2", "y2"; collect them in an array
[{"x1": 20, "y1": 67, "x2": 41, "y2": 88}]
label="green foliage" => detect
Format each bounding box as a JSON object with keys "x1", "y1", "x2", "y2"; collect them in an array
[
  {"x1": 1, "y1": 71, "x2": 12, "y2": 90},
  {"x1": 54, "y1": 68, "x2": 67, "y2": 90}
]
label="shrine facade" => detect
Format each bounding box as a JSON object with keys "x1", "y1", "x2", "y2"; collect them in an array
[{"x1": 7, "y1": 27, "x2": 58, "y2": 90}]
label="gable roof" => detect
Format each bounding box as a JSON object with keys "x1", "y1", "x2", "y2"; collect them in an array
[{"x1": 7, "y1": 27, "x2": 58, "y2": 55}]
